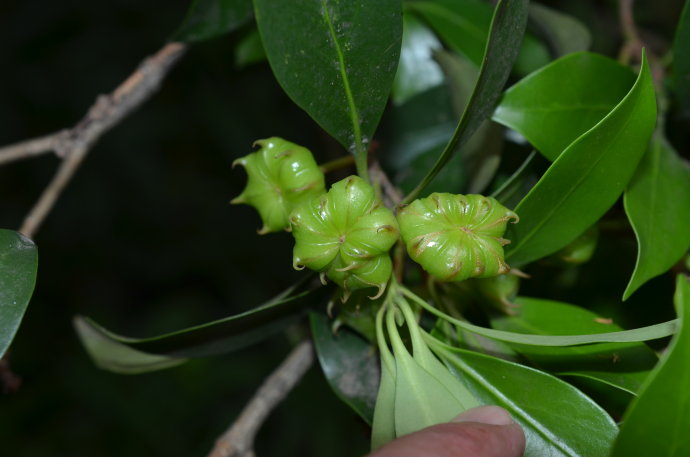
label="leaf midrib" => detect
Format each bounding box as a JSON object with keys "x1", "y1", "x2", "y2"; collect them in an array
[{"x1": 320, "y1": 0, "x2": 363, "y2": 153}]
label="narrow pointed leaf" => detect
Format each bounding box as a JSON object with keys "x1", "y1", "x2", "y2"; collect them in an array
[
  {"x1": 491, "y1": 150, "x2": 541, "y2": 209},
  {"x1": 611, "y1": 275, "x2": 690, "y2": 457},
  {"x1": 254, "y1": 0, "x2": 402, "y2": 171},
  {"x1": 623, "y1": 135, "x2": 690, "y2": 299},
  {"x1": 435, "y1": 345, "x2": 619, "y2": 457},
  {"x1": 403, "y1": 288, "x2": 677, "y2": 347},
  {"x1": 493, "y1": 52, "x2": 636, "y2": 161},
  {"x1": 491, "y1": 297, "x2": 657, "y2": 395},
  {"x1": 505, "y1": 53, "x2": 656, "y2": 267},
  {"x1": 310, "y1": 313, "x2": 379, "y2": 425},
  {"x1": 0, "y1": 230, "x2": 38, "y2": 358},
  {"x1": 74, "y1": 318, "x2": 187, "y2": 374},
  {"x1": 75, "y1": 284, "x2": 328, "y2": 374},
  {"x1": 402, "y1": 0, "x2": 529, "y2": 203},
  {"x1": 172, "y1": 0, "x2": 252, "y2": 42}
]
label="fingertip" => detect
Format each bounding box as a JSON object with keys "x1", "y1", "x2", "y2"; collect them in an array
[{"x1": 452, "y1": 405, "x2": 515, "y2": 426}]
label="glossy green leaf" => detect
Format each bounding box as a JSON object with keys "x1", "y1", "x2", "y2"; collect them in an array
[
  {"x1": 493, "y1": 52, "x2": 636, "y2": 161},
  {"x1": 433, "y1": 344, "x2": 619, "y2": 457},
  {"x1": 406, "y1": 0, "x2": 491, "y2": 67},
  {"x1": 610, "y1": 275, "x2": 690, "y2": 457},
  {"x1": 529, "y1": 3, "x2": 591, "y2": 58},
  {"x1": 491, "y1": 297, "x2": 657, "y2": 395},
  {"x1": 402, "y1": 0, "x2": 529, "y2": 203},
  {"x1": 75, "y1": 284, "x2": 328, "y2": 374},
  {"x1": 391, "y1": 12, "x2": 443, "y2": 105},
  {"x1": 674, "y1": 1, "x2": 690, "y2": 117},
  {"x1": 172, "y1": 0, "x2": 252, "y2": 43},
  {"x1": 254, "y1": 0, "x2": 402, "y2": 177},
  {"x1": 623, "y1": 135, "x2": 690, "y2": 300},
  {"x1": 403, "y1": 286, "x2": 677, "y2": 347},
  {"x1": 310, "y1": 312, "x2": 378, "y2": 425},
  {"x1": 0, "y1": 230, "x2": 38, "y2": 358},
  {"x1": 505, "y1": 54, "x2": 656, "y2": 267}
]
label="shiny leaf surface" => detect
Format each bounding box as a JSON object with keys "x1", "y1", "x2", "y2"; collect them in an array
[
  {"x1": 491, "y1": 297, "x2": 657, "y2": 395},
  {"x1": 403, "y1": 0, "x2": 529, "y2": 202},
  {"x1": 505, "y1": 54, "x2": 656, "y2": 267},
  {"x1": 493, "y1": 52, "x2": 636, "y2": 161},
  {"x1": 0, "y1": 230, "x2": 38, "y2": 358},
  {"x1": 310, "y1": 313, "x2": 378, "y2": 425},
  {"x1": 610, "y1": 276, "x2": 690, "y2": 457},
  {"x1": 254, "y1": 0, "x2": 402, "y2": 169},
  {"x1": 434, "y1": 344, "x2": 619, "y2": 457},
  {"x1": 623, "y1": 135, "x2": 690, "y2": 299}
]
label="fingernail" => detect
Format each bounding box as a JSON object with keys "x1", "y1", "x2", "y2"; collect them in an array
[{"x1": 451, "y1": 406, "x2": 515, "y2": 426}]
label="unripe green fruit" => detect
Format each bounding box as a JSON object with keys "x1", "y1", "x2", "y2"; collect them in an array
[
  {"x1": 290, "y1": 175, "x2": 399, "y2": 295},
  {"x1": 232, "y1": 137, "x2": 326, "y2": 234},
  {"x1": 398, "y1": 193, "x2": 518, "y2": 282}
]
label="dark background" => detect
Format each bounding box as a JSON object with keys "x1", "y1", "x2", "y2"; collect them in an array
[
  {"x1": 0, "y1": 0, "x2": 368, "y2": 455},
  {"x1": 0, "y1": 0, "x2": 687, "y2": 456}
]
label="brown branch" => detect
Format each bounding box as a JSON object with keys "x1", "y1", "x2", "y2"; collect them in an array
[
  {"x1": 0, "y1": 132, "x2": 64, "y2": 166},
  {"x1": 14, "y1": 41, "x2": 187, "y2": 239},
  {"x1": 207, "y1": 340, "x2": 315, "y2": 457}
]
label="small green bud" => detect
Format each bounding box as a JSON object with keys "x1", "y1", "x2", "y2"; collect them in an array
[
  {"x1": 290, "y1": 175, "x2": 399, "y2": 295},
  {"x1": 398, "y1": 193, "x2": 518, "y2": 282},
  {"x1": 232, "y1": 137, "x2": 325, "y2": 234}
]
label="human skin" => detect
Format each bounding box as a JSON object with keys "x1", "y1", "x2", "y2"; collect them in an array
[{"x1": 366, "y1": 406, "x2": 526, "y2": 457}]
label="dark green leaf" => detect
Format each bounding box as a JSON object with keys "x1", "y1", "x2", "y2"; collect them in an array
[
  {"x1": 493, "y1": 52, "x2": 636, "y2": 161},
  {"x1": 673, "y1": 1, "x2": 690, "y2": 117},
  {"x1": 434, "y1": 344, "x2": 619, "y2": 457},
  {"x1": 75, "y1": 283, "x2": 328, "y2": 374},
  {"x1": 491, "y1": 297, "x2": 657, "y2": 395},
  {"x1": 234, "y1": 28, "x2": 266, "y2": 68},
  {"x1": 434, "y1": 50, "x2": 503, "y2": 194},
  {"x1": 254, "y1": 0, "x2": 402, "y2": 176},
  {"x1": 0, "y1": 230, "x2": 38, "y2": 358},
  {"x1": 172, "y1": 0, "x2": 252, "y2": 43},
  {"x1": 529, "y1": 3, "x2": 591, "y2": 58},
  {"x1": 491, "y1": 150, "x2": 541, "y2": 209},
  {"x1": 310, "y1": 312, "x2": 379, "y2": 425},
  {"x1": 402, "y1": 0, "x2": 529, "y2": 203},
  {"x1": 623, "y1": 135, "x2": 690, "y2": 300},
  {"x1": 406, "y1": 0, "x2": 492, "y2": 67},
  {"x1": 382, "y1": 86, "x2": 458, "y2": 195},
  {"x1": 391, "y1": 12, "x2": 444, "y2": 105},
  {"x1": 610, "y1": 275, "x2": 690, "y2": 457},
  {"x1": 505, "y1": 53, "x2": 656, "y2": 267}
]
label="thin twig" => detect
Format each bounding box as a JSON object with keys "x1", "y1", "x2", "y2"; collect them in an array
[
  {"x1": 0, "y1": 132, "x2": 64, "y2": 166},
  {"x1": 15, "y1": 42, "x2": 187, "y2": 239},
  {"x1": 207, "y1": 340, "x2": 315, "y2": 457}
]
